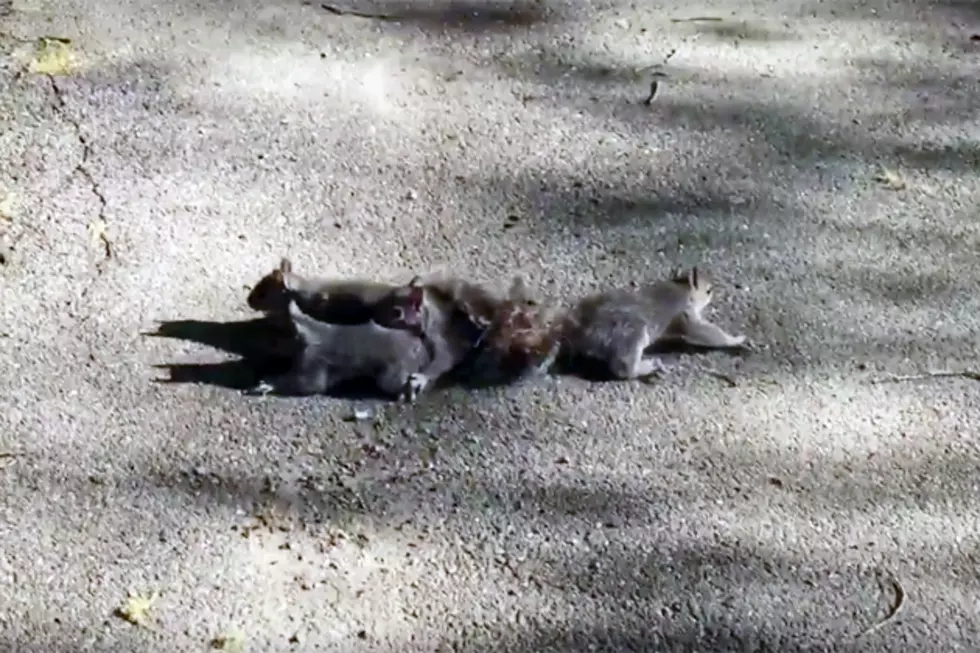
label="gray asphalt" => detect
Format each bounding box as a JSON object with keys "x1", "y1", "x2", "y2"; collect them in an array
[{"x1": 1, "y1": 0, "x2": 979, "y2": 651}]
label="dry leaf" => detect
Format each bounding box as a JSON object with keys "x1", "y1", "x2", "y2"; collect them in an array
[
  {"x1": 86, "y1": 219, "x2": 112, "y2": 258},
  {"x1": 116, "y1": 591, "x2": 159, "y2": 628},
  {"x1": 29, "y1": 37, "x2": 78, "y2": 76},
  {"x1": 241, "y1": 503, "x2": 292, "y2": 537},
  {"x1": 0, "y1": 192, "x2": 14, "y2": 222},
  {"x1": 211, "y1": 631, "x2": 246, "y2": 652},
  {"x1": 873, "y1": 168, "x2": 906, "y2": 191}
]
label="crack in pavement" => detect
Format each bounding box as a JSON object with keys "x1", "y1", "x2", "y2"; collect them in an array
[{"x1": 46, "y1": 73, "x2": 113, "y2": 271}]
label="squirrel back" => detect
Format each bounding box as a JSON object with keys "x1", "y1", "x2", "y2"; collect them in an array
[{"x1": 246, "y1": 257, "x2": 399, "y2": 326}]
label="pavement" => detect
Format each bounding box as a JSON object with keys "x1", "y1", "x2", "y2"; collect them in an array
[{"x1": 1, "y1": 0, "x2": 979, "y2": 650}]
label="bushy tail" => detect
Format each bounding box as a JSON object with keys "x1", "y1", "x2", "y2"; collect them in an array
[{"x1": 288, "y1": 299, "x2": 327, "y2": 346}]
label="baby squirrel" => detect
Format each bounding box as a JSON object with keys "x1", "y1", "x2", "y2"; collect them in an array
[
  {"x1": 355, "y1": 273, "x2": 508, "y2": 397},
  {"x1": 243, "y1": 273, "x2": 433, "y2": 400},
  {"x1": 559, "y1": 266, "x2": 747, "y2": 380},
  {"x1": 247, "y1": 257, "x2": 397, "y2": 327}
]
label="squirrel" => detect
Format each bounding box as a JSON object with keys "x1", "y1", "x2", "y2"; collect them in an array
[
  {"x1": 286, "y1": 269, "x2": 554, "y2": 396},
  {"x1": 246, "y1": 257, "x2": 397, "y2": 328},
  {"x1": 243, "y1": 278, "x2": 434, "y2": 400},
  {"x1": 364, "y1": 274, "x2": 508, "y2": 397},
  {"x1": 557, "y1": 266, "x2": 748, "y2": 381}
]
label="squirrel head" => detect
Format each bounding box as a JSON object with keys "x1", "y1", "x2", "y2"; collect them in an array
[
  {"x1": 371, "y1": 278, "x2": 426, "y2": 331},
  {"x1": 246, "y1": 257, "x2": 294, "y2": 313},
  {"x1": 670, "y1": 266, "x2": 713, "y2": 312}
]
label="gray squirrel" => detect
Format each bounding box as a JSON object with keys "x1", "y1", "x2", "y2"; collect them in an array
[
  {"x1": 247, "y1": 257, "x2": 397, "y2": 327},
  {"x1": 243, "y1": 274, "x2": 434, "y2": 400},
  {"x1": 559, "y1": 266, "x2": 747, "y2": 380},
  {"x1": 330, "y1": 273, "x2": 514, "y2": 398},
  {"x1": 244, "y1": 259, "x2": 747, "y2": 393}
]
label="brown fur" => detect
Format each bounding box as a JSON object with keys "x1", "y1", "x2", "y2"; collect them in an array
[
  {"x1": 371, "y1": 273, "x2": 547, "y2": 390},
  {"x1": 478, "y1": 278, "x2": 563, "y2": 373}
]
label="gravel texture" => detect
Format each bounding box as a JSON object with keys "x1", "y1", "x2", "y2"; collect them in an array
[{"x1": 1, "y1": 0, "x2": 979, "y2": 650}]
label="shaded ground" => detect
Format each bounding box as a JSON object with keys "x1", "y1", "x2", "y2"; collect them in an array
[{"x1": 1, "y1": 0, "x2": 978, "y2": 651}]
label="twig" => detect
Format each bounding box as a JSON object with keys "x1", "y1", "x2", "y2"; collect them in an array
[
  {"x1": 642, "y1": 77, "x2": 665, "y2": 105},
  {"x1": 0, "y1": 452, "x2": 22, "y2": 466},
  {"x1": 670, "y1": 16, "x2": 724, "y2": 23},
  {"x1": 857, "y1": 572, "x2": 905, "y2": 639},
  {"x1": 869, "y1": 370, "x2": 980, "y2": 385},
  {"x1": 705, "y1": 370, "x2": 738, "y2": 388},
  {"x1": 642, "y1": 81, "x2": 657, "y2": 105},
  {"x1": 638, "y1": 34, "x2": 701, "y2": 105},
  {"x1": 314, "y1": 3, "x2": 396, "y2": 20}
]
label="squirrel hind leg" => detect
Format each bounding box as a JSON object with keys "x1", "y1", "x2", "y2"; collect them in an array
[
  {"x1": 668, "y1": 314, "x2": 746, "y2": 349},
  {"x1": 246, "y1": 363, "x2": 331, "y2": 396}
]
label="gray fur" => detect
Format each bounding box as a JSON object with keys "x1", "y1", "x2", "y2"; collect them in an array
[
  {"x1": 659, "y1": 310, "x2": 747, "y2": 349},
  {"x1": 243, "y1": 299, "x2": 431, "y2": 399},
  {"x1": 563, "y1": 268, "x2": 746, "y2": 380},
  {"x1": 400, "y1": 282, "x2": 477, "y2": 396}
]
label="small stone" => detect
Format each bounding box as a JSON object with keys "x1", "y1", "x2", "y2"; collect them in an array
[{"x1": 405, "y1": 189, "x2": 417, "y2": 201}]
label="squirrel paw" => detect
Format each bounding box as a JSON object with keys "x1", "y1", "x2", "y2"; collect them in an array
[
  {"x1": 635, "y1": 357, "x2": 670, "y2": 384},
  {"x1": 728, "y1": 335, "x2": 755, "y2": 354},
  {"x1": 637, "y1": 372, "x2": 664, "y2": 385},
  {"x1": 242, "y1": 380, "x2": 274, "y2": 397},
  {"x1": 402, "y1": 373, "x2": 431, "y2": 402}
]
